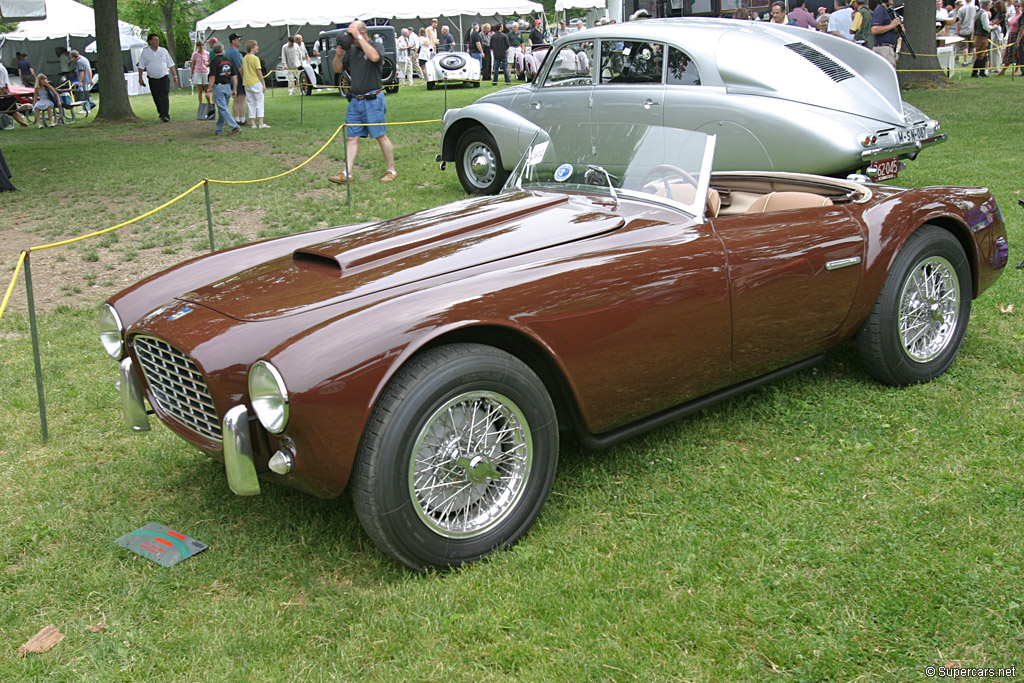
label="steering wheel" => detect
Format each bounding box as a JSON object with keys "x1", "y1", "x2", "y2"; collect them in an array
[{"x1": 640, "y1": 164, "x2": 698, "y2": 188}]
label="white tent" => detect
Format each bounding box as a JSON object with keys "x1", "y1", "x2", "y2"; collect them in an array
[
  {"x1": 196, "y1": 0, "x2": 544, "y2": 63},
  {"x1": 555, "y1": 0, "x2": 605, "y2": 11},
  {"x1": 0, "y1": 0, "x2": 142, "y2": 75}
]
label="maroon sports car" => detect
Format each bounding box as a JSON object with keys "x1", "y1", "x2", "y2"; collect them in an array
[{"x1": 100, "y1": 124, "x2": 1009, "y2": 570}]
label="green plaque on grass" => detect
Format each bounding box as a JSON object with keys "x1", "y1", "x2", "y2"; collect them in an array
[{"x1": 116, "y1": 523, "x2": 208, "y2": 567}]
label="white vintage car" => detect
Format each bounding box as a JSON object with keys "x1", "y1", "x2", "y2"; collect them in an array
[
  {"x1": 426, "y1": 51, "x2": 481, "y2": 90},
  {"x1": 438, "y1": 18, "x2": 946, "y2": 194}
]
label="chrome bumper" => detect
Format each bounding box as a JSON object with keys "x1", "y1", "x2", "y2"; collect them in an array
[
  {"x1": 119, "y1": 356, "x2": 260, "y2": 496},
  {"x1": 222, "y1": 405, "x2": 261, "y2": 496},
  {"x1": 861, "y1": 134, "x2": 947, "y2": 162},
  {"x1": 119, "y1": 357, "x2": 150, "y2": 432}
]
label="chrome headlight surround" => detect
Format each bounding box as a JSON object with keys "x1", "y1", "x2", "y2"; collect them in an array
[
  {"x1": 98, "y1": 303, "x2": 124, "y2": 360},
  {"x1": 248, "y1": 360, "x2": 289, "y2": 434}
]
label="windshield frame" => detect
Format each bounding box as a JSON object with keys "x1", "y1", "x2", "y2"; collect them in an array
[{"x1": 503, "y1": 125, "x2": 717, "y2": 220}]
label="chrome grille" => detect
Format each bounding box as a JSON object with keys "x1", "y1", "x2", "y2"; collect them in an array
[{"x1": 133, "y1": 335, "x2": 222, "y2": 442}]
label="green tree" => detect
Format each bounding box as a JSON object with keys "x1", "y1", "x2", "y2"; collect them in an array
[
  {"x1": 896, "y1": 0, "x2": 945, "y2": 88},
  {"x1": 93, "y1": 0, "x2": 136, "y2": 120}
]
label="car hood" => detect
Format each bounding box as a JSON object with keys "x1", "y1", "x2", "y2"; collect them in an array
[{"x1": 177, "y1": 191, "x2": 625, "y2": 322}]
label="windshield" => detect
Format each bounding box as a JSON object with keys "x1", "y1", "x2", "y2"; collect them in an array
[{"x1": 504, "y1": 124, "x2": 716, "y2": 218}]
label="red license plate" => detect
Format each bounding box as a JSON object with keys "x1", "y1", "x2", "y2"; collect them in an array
[{"x1": 873, "y1": 157, "x2": 899, "y2": 181}]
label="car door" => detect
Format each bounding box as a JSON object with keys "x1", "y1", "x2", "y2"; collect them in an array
[
  {"x1": 524, "y1": 39, "x2": 594, "y2": 129},
  {"x1": 660, "y1": 45, "x2": 774, "y2": 172},
  {"x1": 590, "y1": 39, "x2": 666, "y2": 128},
  {"x1": 711, "y1": 205, "x2": 865, "y2": 377}
]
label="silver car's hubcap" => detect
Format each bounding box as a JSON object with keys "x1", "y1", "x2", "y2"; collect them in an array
[
  {"x1": 409, "y1": 391, "x2": 532, "y2": 538},
  {"x1": 898, "y1": 256, "x2": 960, "y2": 362},
  {"x1": 464, "y1": 142, "x2": 496, "y2": 188}
]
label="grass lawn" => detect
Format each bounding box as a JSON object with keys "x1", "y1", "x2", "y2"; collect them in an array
[{"x1": 0, "y1": 78, "x2": 1022, "y2": 680}]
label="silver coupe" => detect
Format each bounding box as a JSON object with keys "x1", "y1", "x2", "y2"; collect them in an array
[{"x1": 438, "y1": 18, "x2": 946, "y2": 194}]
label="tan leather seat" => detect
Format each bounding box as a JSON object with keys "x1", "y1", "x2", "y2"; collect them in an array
[
  {"x1": 744, "y1": 191, "x2": 833, "y2": 214},
  {"x1": 649, "y1": 182, "x2": 721, "y2": 217}
]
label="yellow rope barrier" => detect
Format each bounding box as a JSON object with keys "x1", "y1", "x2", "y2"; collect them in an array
[
  {"x1": 207, "y1": 123, "x2": 346, "y2": 185},
  {"x1": 29, "y1": 181, "x2": 206, "y2": 252},
  {"x1": 0, "y1": 116, "x2": 444, "y2": 323},
  {"x1": 0, "y1": 250, "x2": 27, "y2": 322}
]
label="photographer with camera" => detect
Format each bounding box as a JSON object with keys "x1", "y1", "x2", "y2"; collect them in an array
[
  {"x1": 328, "y1": 21, "x2": 397, "y2": 185},
  {"x1": 871, "y1": 0, "x2": 903, "y2": 66}
]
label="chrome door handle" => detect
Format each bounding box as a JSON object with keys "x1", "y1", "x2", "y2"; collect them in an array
[
  {"x1": 531, "y1": 101, "x2": 541, "y2": 109},
  {"x1": 643, "y1": 99, "x2": 660, "y2": 110}
]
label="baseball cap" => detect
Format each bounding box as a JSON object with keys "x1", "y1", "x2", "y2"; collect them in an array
[
  {"x1": 535, "y1": 18, "x2": 542, "y2": 24},
  {"x1": 229, "y1": 32, "x2": 243, "y2": 42}
]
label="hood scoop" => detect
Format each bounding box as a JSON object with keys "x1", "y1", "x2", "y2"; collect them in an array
[
  {"x1": 178, "y1": 191, "x2": 626, "y2": 322},
  {"x1": 293, "y1": 193, "x2": 569, "y2": 276}
]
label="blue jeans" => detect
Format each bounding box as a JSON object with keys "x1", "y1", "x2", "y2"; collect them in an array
[
  {"x1": 493, "y1": 57, "x2": 509, "y2": 83},
  {"x1": 213, "y1": 83, "x2": 237, "y2": 133}
]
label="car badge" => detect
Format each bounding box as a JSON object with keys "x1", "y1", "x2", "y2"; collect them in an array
[
  {"x1": 554, "y1": 164, "x2": 573, "y2": 182},
  {"x1": 168, "y1": 307, "x2": 193, "y2": 321}
]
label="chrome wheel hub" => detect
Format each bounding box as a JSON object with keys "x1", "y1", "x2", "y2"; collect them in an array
[
  {"x1": 898, "y1": 256, "x2": 960, "y2": 362},
  {"x1": 463, "y1": 142, "x2": 496, "y2": 188},
  {"x1": 409, "y1": 391, "x2": 532, "y2": 538}
]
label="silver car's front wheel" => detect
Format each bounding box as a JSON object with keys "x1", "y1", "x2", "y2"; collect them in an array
[
  {"x1": 352, "y1": 344, "x2": 558, "y2": 571},
  {"x1": 455, "y1": 127, "x2": 507, "y2": 195},
  {"x1": 858, "y1": 225, "x2": 971, "y2": 386}
]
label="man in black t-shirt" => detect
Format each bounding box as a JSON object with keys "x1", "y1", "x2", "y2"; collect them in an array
[
  {"x1": 489, "y1": 25, "x2": 512, "y2": 84},
  {"x1": 208, "y1": 43, "x2": 241, "y2": 136},
  {"x1": 328, "y1": 21, "x2": 397, "y2": 185}
]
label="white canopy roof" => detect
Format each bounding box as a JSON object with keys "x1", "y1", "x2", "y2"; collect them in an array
[
  {"x1": 555, "y1": 0, "x2": 605, "y2": 11},
  {"x1": 197, "y1": 0, "x2": 543, "y2": 32},
  {"x1": 0, "y1": 0, "x2": 138, "y2": 40},
  {"x1": 0, "y1": 0, "x2": 47, "y2": 21}
]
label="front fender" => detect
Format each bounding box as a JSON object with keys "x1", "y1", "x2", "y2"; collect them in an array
[{"x1": 440, "y1": 103, "x2": 543, "y2": 170}]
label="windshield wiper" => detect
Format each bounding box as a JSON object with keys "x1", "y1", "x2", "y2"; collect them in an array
[{"x1": 585, "y1": 165, "x2": 618, "y2": 204}]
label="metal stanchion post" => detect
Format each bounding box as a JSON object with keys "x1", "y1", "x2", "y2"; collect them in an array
[
  {"x1": 343, "y1": 125, "x2": 351, "y2": 209},
  {"x1": 204, "y1": 179, "x2": 216, "y2": 251},
  {"x1": 300, "y1": 86, "x2": 304, "y2": 125},
  {"x1": 23, "y1": 251, "x2": 49, "y2": 443}
]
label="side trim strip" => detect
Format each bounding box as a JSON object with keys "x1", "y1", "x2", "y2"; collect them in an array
[{"x1": 826, "y1": 256, "x2": 862, "y2": 271}]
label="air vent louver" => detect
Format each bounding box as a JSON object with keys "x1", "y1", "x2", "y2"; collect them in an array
[{"x1": 784, "y1": 42, "x2": 855, "y2": 83}]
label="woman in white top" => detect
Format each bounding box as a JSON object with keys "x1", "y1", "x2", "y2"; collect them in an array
[{"x1": 418, "y1": 28, "x2": 431, "y2": 80}]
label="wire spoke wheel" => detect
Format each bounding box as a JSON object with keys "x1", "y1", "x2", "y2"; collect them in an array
[
  {"x1": 897, "y1": 256, "x2": 960, "y2": 362},
  {"x1": 352, "y1": 343, "x2": 557, "y2": 571},
  {"x1": 410, "y1": 391, "x2": 532, "y2": 538},
  {"x1": 857, "y1": 225, "x2": 971, "y2": 386}
]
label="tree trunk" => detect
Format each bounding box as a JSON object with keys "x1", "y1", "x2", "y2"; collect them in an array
[
  {"x1": 94, "y1": 0, "x2": 137, "y2": 120},
  {"x1": 898, "y1": 0, "x2": 946, "y2": 88},
  {"x1": 161, "y1": 0, "x2": 177, "y2": 64}
]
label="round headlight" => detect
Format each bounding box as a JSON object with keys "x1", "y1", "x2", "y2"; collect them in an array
[
  {"x1": 98, "y1": 303, "x2": 124, "y2": 360},
  {"x1": 249, "y1": 360, "x2": 289, "y2": 434}
]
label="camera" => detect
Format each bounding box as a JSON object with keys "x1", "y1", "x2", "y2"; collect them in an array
[{"x1": 336, "y1": 30, "x2": 354, "y2": 52}]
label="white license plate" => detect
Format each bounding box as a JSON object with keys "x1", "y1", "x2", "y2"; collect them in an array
[
  {"x1": 873, "y1": 156, "x2": 899, "y2": 181},
  {"x1": 894, "y1": 126, "x2": 930, "y2": 144}
]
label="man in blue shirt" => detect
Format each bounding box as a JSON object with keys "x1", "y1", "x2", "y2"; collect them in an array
[
  {"x1": 871, "y1": 0, "x2": 902, "y2": 66},
  {"x1": 225, "y1": 33, "x2": 246, "y2": 124}
]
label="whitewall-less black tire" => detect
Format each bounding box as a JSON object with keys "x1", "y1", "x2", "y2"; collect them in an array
[
  {"x1": 351, "y1": 344, "x2": 558, "y2": 571},
  {"x1": 455, "y1": 126, "x2": 507, "y2": 195},
  {"x1": 857, "y1": 225, "x2": 971, "y2": 386}
]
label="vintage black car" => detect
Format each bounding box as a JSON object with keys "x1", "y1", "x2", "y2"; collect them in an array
[{"x1": 309, "y1": 25, "x2": 400, "y2": 96}]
